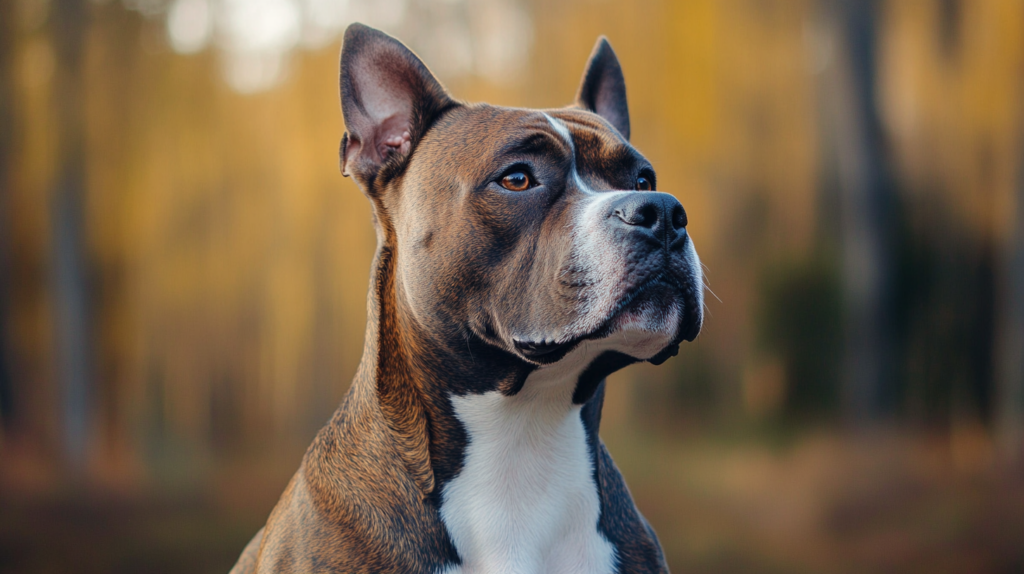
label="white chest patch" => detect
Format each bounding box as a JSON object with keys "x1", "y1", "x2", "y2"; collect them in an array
[{"x1": 437, "y1": 367, "x2": 617, "y2": 574}]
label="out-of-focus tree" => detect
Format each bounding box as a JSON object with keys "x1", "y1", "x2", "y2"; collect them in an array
[
  {"x1": 996, "y1": 116, "x2": 1024, "y2": 462},
  {"x1": 826, "y1": 0, "x2": 898, "y2": 423},
  {"x1": 0, "y1": 0, "x2": 15, "y2": 439},
  {"x1": 51, "y1": 0, "x2": 95, "y2": 473},
  {"x1": 876, "y1": 0, "x2": 1023, "y2": 439}
]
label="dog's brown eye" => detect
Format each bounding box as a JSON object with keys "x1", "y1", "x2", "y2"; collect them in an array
[
  {"x1": 500, "y1": 172, "x2": 532, "y2": 191},
  {"x1": 636, "y1": 176, "x2": 652, "y2": 191}
]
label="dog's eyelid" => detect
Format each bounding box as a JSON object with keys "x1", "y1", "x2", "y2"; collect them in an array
[
  {"x1": 637, "y1": 166, "x2": 656, "y2": 189},
  {"x1": 495, "y1": 162, "x2": 536, "y2": 182}
]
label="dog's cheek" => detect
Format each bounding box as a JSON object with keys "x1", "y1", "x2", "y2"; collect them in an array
[
  {"x1": 393, "y1": 171, "x2": 472, "y2": 327},
  {"x1": 493, "y1": 234, "x2": 583, "y2": 343}
]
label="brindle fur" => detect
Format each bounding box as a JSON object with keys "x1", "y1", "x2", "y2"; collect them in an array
[{"x1": 230, "y1": 23, "x2": 699, "y2": 574}]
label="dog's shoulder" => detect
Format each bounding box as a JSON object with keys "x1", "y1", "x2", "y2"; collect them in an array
[
  {"x1": 595, "y1": 440, "x2": 671, "y2": 574},
  {"x1": 251, "y1": 414, "x2": 459, "y2": 574}
]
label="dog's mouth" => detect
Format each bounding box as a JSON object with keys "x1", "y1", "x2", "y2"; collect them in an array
[
  {"x1": 512, "y1": 274, "x2": 701, "y2": 365},
  {"x1": 513, "y1": 338, "x2": 570, "y2": 359}
]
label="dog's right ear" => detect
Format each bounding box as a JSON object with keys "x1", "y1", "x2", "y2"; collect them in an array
[
  {"x1": 339, "y1": 23, "x2": 454, "y2": 186},
  {"x1": 575, "y1": 37, "x2": 630, "y2": 141}
]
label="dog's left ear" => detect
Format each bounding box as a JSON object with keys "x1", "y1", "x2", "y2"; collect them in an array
[
  {"x1": 575, "y1": 37, "x2": 630, "y2": 141},
  {"x1": 339, "y1": 23, "x2": 454, "y2": 185}
]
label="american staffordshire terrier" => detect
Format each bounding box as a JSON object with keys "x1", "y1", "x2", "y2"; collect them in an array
[{"x1": 230, "y1": 23, "x2": 703, "y2": 574}]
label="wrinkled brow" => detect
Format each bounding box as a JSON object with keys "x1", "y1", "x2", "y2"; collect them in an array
[{"x1": 497, "y1": 131, "x2": 570, "y2": 159}]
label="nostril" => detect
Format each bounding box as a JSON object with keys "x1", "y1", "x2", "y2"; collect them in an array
[
  {"x1": 612, "y1": 207, "x2": 628, "y2": 227},
  {"x1": 637, "y1": 203, "x2": 658, "y2": 228},
  {"x1": 614, "y1": 203, "x2": 659, "y2": 228},
  {"x1": 672, "y1": 203, "x2": 688, "y2": 230}
]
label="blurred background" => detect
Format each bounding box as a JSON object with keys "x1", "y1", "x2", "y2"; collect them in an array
[{"x1": 1, "y1": 0, "x2": 1024, "y2": 572}]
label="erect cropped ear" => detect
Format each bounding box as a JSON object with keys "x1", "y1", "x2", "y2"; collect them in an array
[
  {"x1": 575, "y1": 37, "x2": 630, "y2": 141},
  {"x1": 339, "y1": 23, "x2": 454, "y2": 184}
]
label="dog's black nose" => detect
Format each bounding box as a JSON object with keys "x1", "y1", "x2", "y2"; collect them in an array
[{"x1": 609, "y1": 192, "x2": 687, "y2": 246}]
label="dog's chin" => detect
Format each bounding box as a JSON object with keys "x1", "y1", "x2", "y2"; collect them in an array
[
  {"x1": 600, "y1": 285, "x2": 683, "y2": 361},
  {"x1": 513, "y1": 282, "x2": 690, "y2": 366}
]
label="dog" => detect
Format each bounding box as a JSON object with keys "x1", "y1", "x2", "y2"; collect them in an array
[{"x1": 229, "y1": 23, "x2": 703, "y2": 574}]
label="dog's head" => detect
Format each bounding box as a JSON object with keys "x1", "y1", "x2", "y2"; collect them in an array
[{"x1": 340, "y1": 24, "x2": 702, "y2": 377}]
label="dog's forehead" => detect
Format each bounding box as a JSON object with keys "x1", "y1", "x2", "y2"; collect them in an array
[
  {"x1": 541, "y1": 108, "x2": 627, "y2": 146},
  {"x1": 431, "y1": 104, "x2": 631, "y2": 159},
  {"x1": 541, "y1": 108, "x2": 637, "y2": 170}
]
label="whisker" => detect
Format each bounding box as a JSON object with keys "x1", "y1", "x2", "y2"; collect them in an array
[
  {"x1": 704, "y1": 284, "x2": 722, "y2": 304},
  {"x1": 698, "y1": 263, "x2": 722, "y2": 303}
]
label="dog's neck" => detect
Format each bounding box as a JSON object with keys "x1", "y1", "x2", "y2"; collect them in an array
[{"x1": 346, "y1": 240, "x2": 616, "y2": 573}]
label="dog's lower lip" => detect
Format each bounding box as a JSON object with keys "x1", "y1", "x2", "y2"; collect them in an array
[{"x1": 610, "y1": 275, "x2": 679, "y2": 319}]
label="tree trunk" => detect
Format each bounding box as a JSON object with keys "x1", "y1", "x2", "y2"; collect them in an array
[
  {"x1": 996, "y1": 120, "x2": 1024, "y2": 463},
  {"x1": 824, "y1": 0, "x2": 897, "y2": 423},
  {"x1": 0, "y1": 0, "x2": 15, "y2": 435},
  {"x1": 51, "y1": 0, "x2": 93, "y2": 473}
]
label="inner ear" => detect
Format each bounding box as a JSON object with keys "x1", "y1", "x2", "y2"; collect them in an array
[
  {"x1": 339, "y1": 23, "x2": 454, "y2": 184},
  {"x1": 375, "y1": 116, "x2": 412, "y2": 161},
  {"x1": 575, "y1": 37, "x2": 630, "y2": 141}
]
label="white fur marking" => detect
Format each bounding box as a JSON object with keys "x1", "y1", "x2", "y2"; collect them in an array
[
  {"x1": 544, "y1": 113, "x2": 595, "y2": 195},
  {"x1": 438, "y1": 348, "x2": 617, "y2": 574},
  {"x1": 544, "y1": 113, "x2": 574, "y2": 146}
]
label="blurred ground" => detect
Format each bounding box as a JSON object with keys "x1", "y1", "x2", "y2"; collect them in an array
[
  {"x1": 3, "y1": 429, "x2": 1023, "y2": 574},
  {"x1": 610, "y1": 430, "x2": 1024, "y2": 574}
]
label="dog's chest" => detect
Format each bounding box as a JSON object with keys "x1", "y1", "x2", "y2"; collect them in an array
[{"x1": 437, "y1": 384, "x2": 617, "y2": 574}]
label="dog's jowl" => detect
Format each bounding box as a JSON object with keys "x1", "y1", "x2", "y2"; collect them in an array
[{"x1": 230, "y1": 23, "x2": 703, "y2": 574}]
